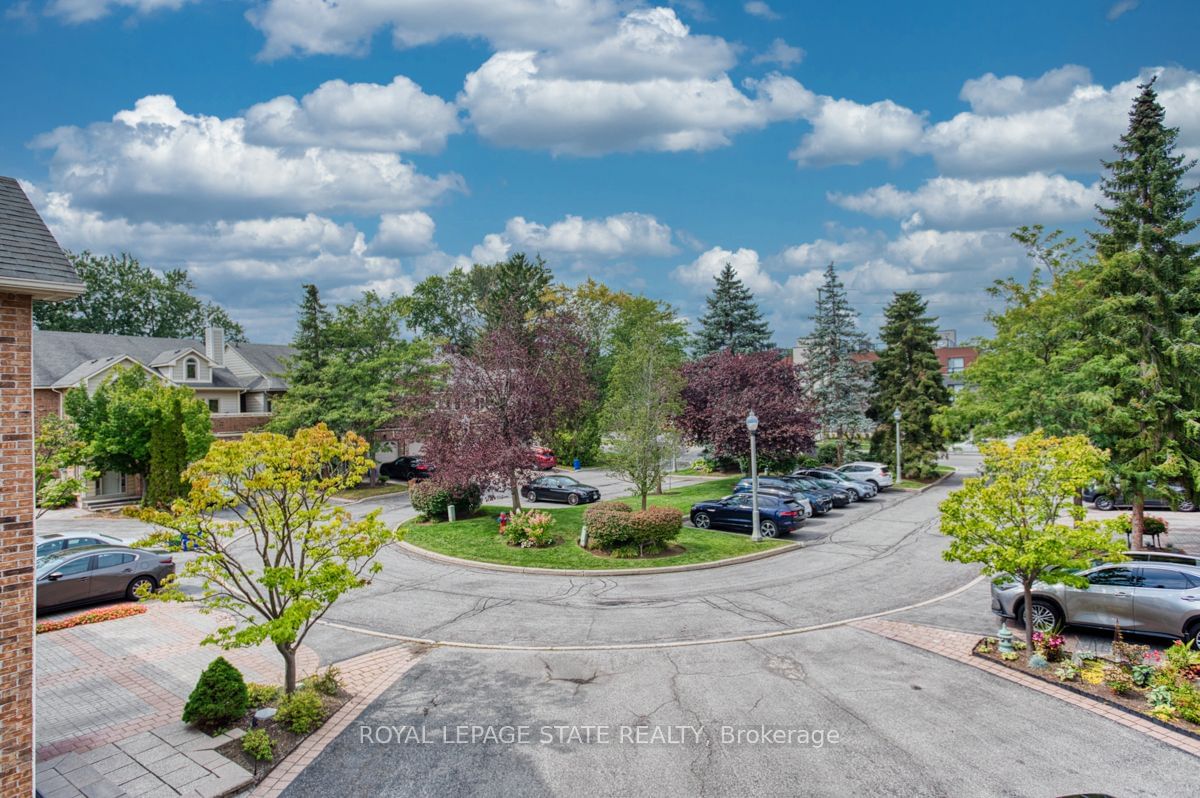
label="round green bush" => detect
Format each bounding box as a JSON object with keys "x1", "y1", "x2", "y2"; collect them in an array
[
  {"x1": 182, "y1": 657, "x2": 249, "y2": 732},
  {"x1": 276, "y1": 688, "x2": 324, "y2": 734},
  {"x1": 241, "y1": 728, "x2": 274, "y2": 762},
  {"x1": 246, "y1": 682, "x2": 282, "y2": 709},
  {"x1": 410, "y1": 480, "x2": 482, "y2": 520},
  {"x1": 583, "y1": 504, "x2": 682, "y2": 556}
]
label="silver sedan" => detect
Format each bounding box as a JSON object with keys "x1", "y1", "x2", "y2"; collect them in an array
[
  {"x1": 991, "y1": 562, "x2": 1200, "y2": 642},
  {"x1": 36, "y1": 546, "x2": 174, "y2": 613}
]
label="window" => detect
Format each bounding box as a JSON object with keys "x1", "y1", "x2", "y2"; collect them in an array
[
  {"x1": 947, "y1": 357, "x2": 965, "y2": 374},
  {"x1": 208, "y1": 398, "x2": 220, "y2": 413},
  {"x1": 1087, "y1": 566, "x2": 1136, "y2": 586},
  {"x1": 266, "y1": 396, "x2": 274, "y2": 413},
  {"x1": 67, "y1": 537, "x2": 100, "y2": 549},
  {"x1": 96, "y1": 552, "x2": 135, "y2": 569},
  {"x1": 185, "y1": 358, "x2": 198, "y2": 380},
  {"x1": 1136, "y1": 569, "x2": 1193, "y2": 590},
  {"x1": 54, "y1": 557, "x2": 93, "y2": 576}
]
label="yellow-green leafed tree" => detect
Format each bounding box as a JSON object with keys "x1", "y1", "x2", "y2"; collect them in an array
[
  {"x1": 135, "y1": 424, "x2": 398, "y2": 692},
  {"x1": 940, "y1": 431, "x2": 1125, "y2": 649}
]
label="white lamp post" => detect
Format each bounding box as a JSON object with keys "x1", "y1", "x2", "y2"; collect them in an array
[
  {"x1": 747, "y1": 411, "x2": 761, "y2": 542},
  {"x1": 892, "y1": 407, "x2": 902, "y2": 482}
]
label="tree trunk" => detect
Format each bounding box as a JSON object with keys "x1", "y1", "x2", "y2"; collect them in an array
[
  {"x1": 1022, "y1": 582, "x2": 1035, "y2": 651},
  {"x1": 1131, "y1": 495, "x2": 1145, "y2": 550},
  {"x1": 279, "y1": 643, "x2": 297, "y2": 694},
  {"x1": 641, "y1": 492, "x2": 648, "y2": 510},
  {"x1": 511, "y1": 478, "x2": 522, "y2": 512}
]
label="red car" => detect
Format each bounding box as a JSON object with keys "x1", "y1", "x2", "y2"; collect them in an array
[{"x1": 531, "y1": 447, "x2": 557, "y2": 470}]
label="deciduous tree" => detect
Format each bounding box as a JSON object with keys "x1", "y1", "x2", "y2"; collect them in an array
[
  {"x1": 144, "y1": 393, "x2": 190, "y2": 508},
  {"x1": 135, "y1": 425, "x2": 395, "y2": 693},
  {"x1": 940, "y1": 432, "x2": 1124, "y2": 649}
]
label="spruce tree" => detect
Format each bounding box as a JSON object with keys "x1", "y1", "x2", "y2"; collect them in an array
[
  {"x1": 867, "y1": 291, "x2": 950, "y2": 478},
  {"x1": 694, "y1": 263, "x2": 774, "y2": 357},
  {"x1": 293, "y1": 284, "x2": 330, "y2": 382},
  {"x1": 1081, "y1": 77, "x2": 1200, "y2": 549}
]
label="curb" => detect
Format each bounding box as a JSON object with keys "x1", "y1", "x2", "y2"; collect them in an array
[
  {"x1": 397, "y1": 538, "x2": 801, "y2": 577},
  {"x1": 895, "y1": 467, "x2": 957, "y2": 494}
]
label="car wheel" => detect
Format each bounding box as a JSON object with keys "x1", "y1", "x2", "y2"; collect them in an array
[
  {"x1": 693, "y1": 512, "x2": 711, "y2": 529},
  {"x1": 126, "y1": 575, "x2": 156, "y2": 600},
  {"x1": 1021, "y1": 599, "x2": 1063, "y2": 632},
  {"x1": 1185, "y1": 619, "x2": 1200, "y2": 645},
  {"x1": 523, "y1": 489, "x2": 536, "y2": 501},
  {"x1": 1179, "y1": 500, "x2": 1196, "y2": 512},
  {"x1": 867, "y1": 479, "x2": 880, "y2": 488},
  {"x1": 1094, "y1": 495, "x2": 1116, "y2": 511},
  {"x1": 567, "y1": 493, "x2": 580, "y2": 506},
  {"x1": 758, "y1": 520, "x2": 778, "y2": 538}
]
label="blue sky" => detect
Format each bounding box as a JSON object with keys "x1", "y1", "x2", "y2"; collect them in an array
[{"x1": 3, "y1": 0, "x2": 1198, "y2": 344}]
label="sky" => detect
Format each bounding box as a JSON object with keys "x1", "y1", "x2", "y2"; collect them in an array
[{"x1": 2, "y1": 0, "x2": 1199, "y2": 345}]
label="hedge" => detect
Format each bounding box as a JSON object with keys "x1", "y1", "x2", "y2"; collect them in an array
[
  {"x1": 410, "y1": 480, "x2": 482, "y2": 520},
  {"x1": 583, "y1": 503, "x2": 682, "y2": 556}
]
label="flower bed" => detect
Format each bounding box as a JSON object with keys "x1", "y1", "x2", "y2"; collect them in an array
[
  {"x1": 974, "y1": 633, "x2": 1200, "y2": 739},
  {"x1": 36, "y1": 603, "x2": 147, "y2": 633}
]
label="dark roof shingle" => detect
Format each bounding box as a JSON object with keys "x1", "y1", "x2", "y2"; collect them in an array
[{"x1": 0, "y1": 176, "x2": 84, "y2": 292}]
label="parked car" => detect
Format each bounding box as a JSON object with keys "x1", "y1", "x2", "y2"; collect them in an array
[
  {"x1": 531, "y1": 447, "x2": 558, "y2": 470},
  {"x1": 791, "y1": 472, "x2": 860, "y2": 503},
  {"x1": 36, "y1": 546, "x2": 174, "y2": 613},
  {"x1": 990, "y1": 561, "x2": 1200, "y2": 643},
  {"x1": 837, "y1": 461, "x2": 894, "y2": 489},
  {"x1": 689, "y1": 493, "x2": 805, "y2": 538},
  {"x1": 1082, "y1": 483, "x2": 1196, "y2": 512},
  {"x1": 734, "y1": 476, "x2": 831, "y2": 515},
  {"x1": 522, "y1": 475, "x2": 600, "y2": 505},
  {"x1": 793, "y1": 468, "x2": 877, "y2": 499},
  {"x1": 1090, "y1": 551, "x2": 1200, "y2": 569},
  {"x1": 36, "y1": 532, "x2": 125, "y2": 557},
  {"x1": 378, "y1": 456, "x2": 434, "y2": 482},
  {"x1": 731, "y1": 482, "x2": 814, "y2": 517}
]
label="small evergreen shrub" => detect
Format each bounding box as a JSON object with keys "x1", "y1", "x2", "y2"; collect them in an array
[
  {"x1": 276, "y1": 688, "x2": 324, "y2": 734},
  {"x1": 409, "y1": 481, "x2": 482, "y2": 520},
  {"x1": 246, "y1": 683, "x2": 282, "y2": 709},
  {"x1": 304, "y1": 667, "x2": 341, "y2": 697},
  {"x1": 815, "y1": 441, "x2": 840, "y2": 466},
  {"x1": 241, "y1": 728, "x2": 274, "y2": 762},
  {"x1": 504, "y1": 511, "x2": 556, "y2": 548},
  {"x1": 182, "y1": 657, "x2": 249, "y2": 732}
]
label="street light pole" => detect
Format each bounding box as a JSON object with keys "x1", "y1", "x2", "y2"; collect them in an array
[
  {"x1": 893, "y1": 407, "x2": 902, "y2": 482},
  {"x1": 747, "y1": 411, "x2": 761, "y2": 542}
]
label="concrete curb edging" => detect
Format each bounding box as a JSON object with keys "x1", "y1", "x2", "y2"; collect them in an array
[
  {"x1": 397, "y1": 538, "x2": 801, "y2": 577},
  {"x1": 895, "y1": 467, "x2": 957, "y2": 494}
]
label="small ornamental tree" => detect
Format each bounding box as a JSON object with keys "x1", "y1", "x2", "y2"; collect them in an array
[
  {"x1": 135, "y1": 424, "x2": 397, "y2": 693},
  {"x1": 940, "y1": 432, "x2": 1125, "y2": 649},
  {"x1": 678, "y1": 349, "x2": 814, "y2": 467}
]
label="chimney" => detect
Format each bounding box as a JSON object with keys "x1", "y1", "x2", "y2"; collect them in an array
[{"x1": 205, "y1": 326, "x2": 224, "y2": 367}]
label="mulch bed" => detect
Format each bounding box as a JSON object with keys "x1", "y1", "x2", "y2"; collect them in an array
[
  {"x1": 215, "y1": 689, "x2": 351, "y2": 781},
  {"x1": 973, "y1": 642, "x2": 1200, "y2": 741}
]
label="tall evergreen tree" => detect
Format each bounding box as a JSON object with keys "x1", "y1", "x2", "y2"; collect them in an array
[
  {"x1": 799, "y1": 263, "x2": 873, "y2": 464},
  {"x1": 693, "y1": 263, "x2": 774, "y2": 357},
  {"x1": 1080, "y1": 77, "x2": 1200, "y2": 548},
  {"x1": 867, "y1": 291, "x2": 950, "y2": 478},
  {"x1": 291, "y1": 284, "x2": 331, "y2": 382}
]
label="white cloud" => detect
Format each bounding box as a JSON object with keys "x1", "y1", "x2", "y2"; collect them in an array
[
  {"x1": 743, "y1": 1, "x2": 779, "y2": 20},
  {"x1": 32, "y1": 95, "x2": 465, "y2": 221},
  {"x1": 47, "y1": 0, "x2": 191, "y2": 24},
  {"x1": 244, "y1": 76, "x2": 461, "y2": 153},
  {"x1": 371, "y1": 212, "x2": 437, "y2": 255},
  {"x1": 885, "y1": 229, "x2": 1019, "y2": 272},
  {"x1": 830, "y1": 173, "x2": 1101, "y2": 229},
  {"x1": 790, "y1": 97, "x2": 927, "y2": 166},
  {"x1": 673, "y1": 246, "x2": 778, "y2": 295},
  {"x1": 461, "y1": 53, "x2": 814, "y2": 155},
  {"x1": 1107, "y1": 0, "x2": 1138, "y2": 21},
  {"x1": 752, "y1": 38, "x2": 804, "y2": 69},
  {"x1": 959, "y1": 65, "x2": 1093, "y2": 115},
  {"x1": 777, "y1": 235, "x2": 880, "y2": 271},
  {"x1": 468, "y1": 212, "x2": 676, "y2": 263}
]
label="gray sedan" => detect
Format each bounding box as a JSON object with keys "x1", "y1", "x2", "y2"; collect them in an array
[
  {"x1": 36, "y1": 546, "x2": 174, "y2": 613},
  {"x1": 991, "y1": 562, "x2": 1200, "y2": 642}
]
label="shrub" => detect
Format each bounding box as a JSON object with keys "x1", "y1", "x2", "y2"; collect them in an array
[
  {"x1": 1131, "y1": 664, "x2": 1156, "y2": 688},
  {"x1": 815, "y1": 441, "x2": 840, "y2": 466},
  {"x1": 241, "y1": 728, "x2": 274, "y2": 762},
  {"x1": 1164, "y1": 639, "x2": 1200, "y2": 679},
  {"x1": 585, "y1": 501, "x2": 632, "y2": 519},
  {"x1": 409, "y1": 480, "x2": 482, "y2": 521},
  {"x1": 1172, "y1": 683, "x2": 1200, "y2": 724},
  {"x1": 182, "y1": 657, "x2": 249, "y2": 732},
  {"x1": 1111, "y1": 513, "x2": 1169, "y2": 539},
  {"x1": 276, "y1": 688, "x2": 324, "y2": 734},
  {"x1": 583, "y1": 503, "x2": 681, "y2": 556},
  {"x1": 247, "y1": 683, "x2": 282, "y2": 709},
  {"x1": 504, "y1": 511, "x2": 556, "y2": 548},
  {"x1": 1033, "y1": 631, "x2": 1066, "y2": 663},
  {"x1": 1053, "y1": 663, "x2": 1079, "y2": 682},
  {"x1": 304, "y1": 667, "x2": 341, "y2": 697},
  {"x1": 624, "y1": 506, "x2": 683, "y2": 555},
  {"x1": 1103, "y1": 664, "x2": 1135, "y2": 696}
]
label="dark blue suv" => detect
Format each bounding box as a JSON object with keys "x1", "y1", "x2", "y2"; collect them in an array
[{"x1": 689, "y1": 493, "x2": 805, "y2": 538}]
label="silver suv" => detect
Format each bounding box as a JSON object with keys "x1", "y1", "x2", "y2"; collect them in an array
[{"x1": 991, "y1": 562, "x2": 1200, "y2": 642}]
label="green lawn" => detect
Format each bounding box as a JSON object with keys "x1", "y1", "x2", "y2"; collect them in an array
[
  {"x1": 336, "y1": 482, "x2": 408, "y2": 500},
  {"x1": 401, "y1": 477, "x2": 792, "y2": 569},
  {"x1": 894, "y1": 465, "x2": 955, "y2": 490}
]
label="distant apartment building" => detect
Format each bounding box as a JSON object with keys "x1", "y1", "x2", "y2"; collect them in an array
[
  {"x1": 792, "y1": 329, "x2": 978, "y2": 392},
  {"x1": 33, "y1": 327, "x2": 293, "y2": 504}
]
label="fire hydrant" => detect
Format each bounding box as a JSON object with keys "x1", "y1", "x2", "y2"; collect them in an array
[{"x1": 498, "y1": 512, "x2": 510, "y2": 535}]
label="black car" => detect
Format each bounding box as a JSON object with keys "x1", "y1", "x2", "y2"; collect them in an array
[
  {"x1": 379, "y1": 456, "x2": 434, "y2": 482},
  {"x1": 522, "y1": 475, "x2": 601, "y2": 505},
  {"x1": 689, "y1": 493, "x2": 805, "y2": 538},
  {"x1": 1083, "y1": 483, "x2": 1196, "y2": 512},
  {"x1": 735, "y1": 476, "x2": 835, "y2": 514}
]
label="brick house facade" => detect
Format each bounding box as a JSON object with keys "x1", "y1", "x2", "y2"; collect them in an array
[{"x1": 0, "y1": 177, "x2": 85, "y2": 798}]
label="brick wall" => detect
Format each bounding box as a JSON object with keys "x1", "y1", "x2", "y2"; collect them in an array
[
  {"x1": 33, "y1": 387, "x2": 59, "y2": 434},
  {"x1": 211, "y1": 413, "x2": 271, "y2": 437},
  {"x1": 0, "y1": 293, "x2": 34, "y2": 796}
]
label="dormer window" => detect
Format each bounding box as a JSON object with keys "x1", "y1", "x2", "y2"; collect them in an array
[{"x1": 185, "y1": 358, "x2": 197, "y2": 380}]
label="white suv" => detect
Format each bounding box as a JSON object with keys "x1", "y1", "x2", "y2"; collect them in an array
[{"x1": 837, "y1": 461, "x2": 894, "y2": 489}]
